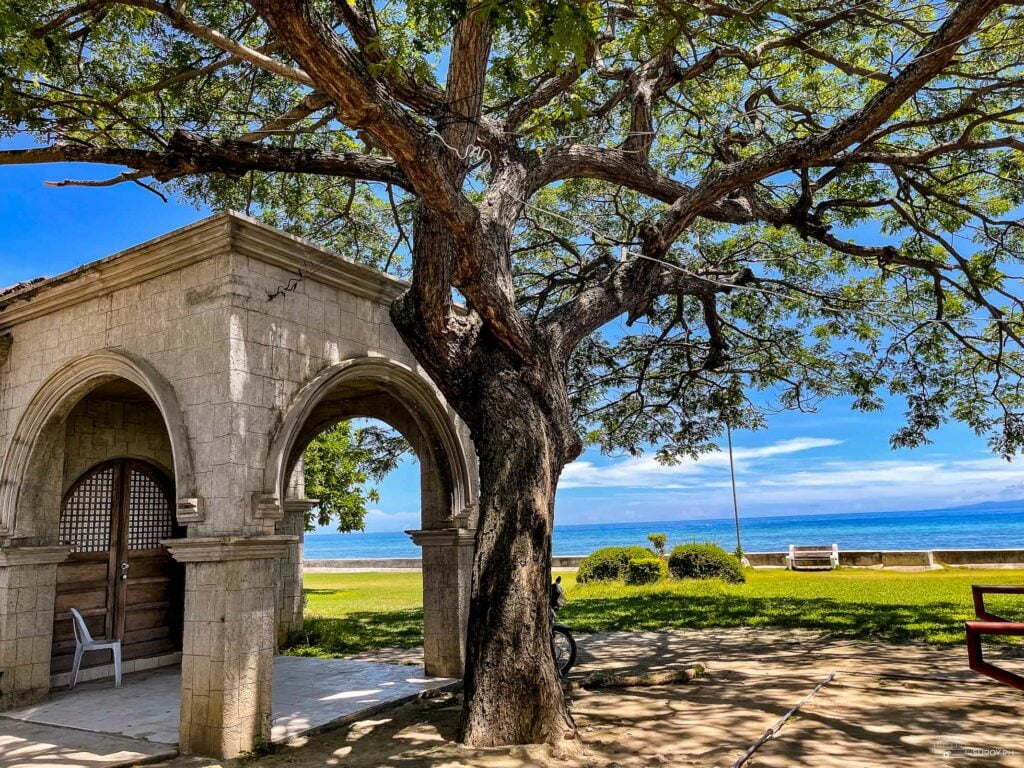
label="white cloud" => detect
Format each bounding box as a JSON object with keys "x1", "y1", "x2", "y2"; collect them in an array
[
  {"x1": 758, "y1": 457, "x2": 1024, "y2": 491},
  {"x1": 360, "y1": 507, "x2": 421, "y2": 532},
  {"x1": 555, "y1": 447, "x2": 1024, "y2": 525},
  {"x1": 559, "y1": 437, "x2": 842, "y2": 490},
  {"x1": 735, "y1": 437, "x2": 844, "y2": 459}
]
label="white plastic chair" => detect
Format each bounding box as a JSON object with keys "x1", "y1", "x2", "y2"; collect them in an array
[{"x1": 69, "y1": 608, "x2": 121, "y2": 689}]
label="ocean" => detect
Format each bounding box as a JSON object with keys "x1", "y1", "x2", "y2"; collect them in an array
[{"x1": 304, "y1": 501, "x2": 1024, "y2": 559}]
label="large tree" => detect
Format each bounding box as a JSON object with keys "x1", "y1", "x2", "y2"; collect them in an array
[
  {"x1": 3, "y1": 0, "x2": 1023, "y2": 747},
  {"x1": 302, "y1": 421, "x2": 409, "y2": 532}
]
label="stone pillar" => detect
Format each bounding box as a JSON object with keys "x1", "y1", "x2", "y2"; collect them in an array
[
  {"x1": 407, "y1": 528, "x2": 475, "y2": 678},
  {"x1": 276, "y1": 500, "x2": 316, "y2": 648},
  {"x1": 165, "y1": 536, "x2": 294, "y2": 759},
  {"x1": 0, "y1": 546, "x2": 70, "y2": 709}
]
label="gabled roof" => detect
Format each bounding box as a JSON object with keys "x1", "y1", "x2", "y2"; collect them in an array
[
  {"x1": 0, "y1": 278, "x2": 45, "y2": 299},
  {"x1": 0, "y1": 211, "x2": 410, "y2": 326}
]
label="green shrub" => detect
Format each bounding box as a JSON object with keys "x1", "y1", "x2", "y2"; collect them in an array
[
  {"x1": 625, "y1": 557, "x2": 664, "y2": 585},
  {"x1": 577, "y1": 545, "x2": 654, "y2": 583},
  {"x1": 647, "y1": 533, "x2": 668, "y2": 558},
  {"x1": 668, "y1": 543, "x2": 746, "y2": 583}
]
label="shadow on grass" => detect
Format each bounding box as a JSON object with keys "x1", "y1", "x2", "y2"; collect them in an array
[
  {"x1": 559, "y1": 592, "x2": 1010, "y2": 646},
  {"x1": 283, "y1": 608, "x2": 424, "y2": 657},
  {"x1": 284, "y1": 584, "x2": 1024, "y2": 658}
]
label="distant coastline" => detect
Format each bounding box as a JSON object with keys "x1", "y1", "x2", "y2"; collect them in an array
[{"x1": 305, "y1": 500, "x2": 1024, "y2": 559}]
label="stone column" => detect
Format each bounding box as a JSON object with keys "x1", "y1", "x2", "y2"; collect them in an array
[
  {"x1": 0, "y1": 546, "x2": 70, "y2": 709},
  {"x1": 407, "y1": 528, "x2": 475, "y2": 678},
  {"x1": 164, "y1": 535, "x2": 294, "y2": 759},
  {"x1": 276, "y1": 500, "x2": 316, "y2": 648}
]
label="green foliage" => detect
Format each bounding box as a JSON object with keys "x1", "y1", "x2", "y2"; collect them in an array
[
  {"x1": 3, "y1": 0, "x2": 1024, "y2": 461},
  {"x1": 647, "y1": 533, "x2": 667, "y2": 559},
  {"x1": 577, "y1": 545, "x2": 654, "y2": 583},
  {"x1": 625, "y1": 557, "x2": 665, "y2": 586},
  {"x1": 668, "y1": 544, "x2": 746, "y2": 584},
  {"x1": 302, "y1": 421, "x2": 410, "y2": 532}
]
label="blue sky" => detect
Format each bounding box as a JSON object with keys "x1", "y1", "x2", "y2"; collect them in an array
[{"x1": 3, "y1": 159, "x2": 1024, "y2": 533}]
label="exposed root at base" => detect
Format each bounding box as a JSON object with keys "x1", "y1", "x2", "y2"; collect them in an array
[{"x1": 579, "y1": 664, "x2": 708, "y2": 689}]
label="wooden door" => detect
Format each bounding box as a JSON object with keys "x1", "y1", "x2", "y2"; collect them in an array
[{"x1": 52, "y1": 460, "x2": 184, "y2": 675}]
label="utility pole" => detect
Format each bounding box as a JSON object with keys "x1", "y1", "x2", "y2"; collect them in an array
[{"x1": 726, "y1": 421, "x2": 742, "y2": 558}]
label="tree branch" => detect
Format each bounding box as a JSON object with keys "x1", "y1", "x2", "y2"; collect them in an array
[
  {"x1": 235, "y1": 91, "x2": 333, "y2": 142},
  {"x1": 0, "y1": 131, "x2": 410, "y2": 188},
  {"x1": 332, "y1": 0, "x2": 445, "y2": 111},
  {"x1": 113, "y1": 0, "x2": 312, "y2": 85},
  {"x1": 528, "y1": 145, "x2": 759, "y2": 224},
  {"x1": 647, "y1": 0, "x2": 1006, "y2": 252},
  {"x1": 249, "y1": 0, "x2": 482, "y2": 247}
]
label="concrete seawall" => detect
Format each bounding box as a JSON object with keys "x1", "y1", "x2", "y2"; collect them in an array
[{"x1": 306, "y1": 548, "x2": 1024, "y2": 572}]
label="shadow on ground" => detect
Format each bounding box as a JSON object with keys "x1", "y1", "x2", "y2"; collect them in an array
[
  {"x1": 284, "y1": 608, "x2": 424, "y2": 657},
  {"x1": 157, "y1": 627, "x2": 1024, "y2": 768}
]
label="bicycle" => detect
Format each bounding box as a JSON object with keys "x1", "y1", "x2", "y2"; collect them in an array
[{"x1": 550, "y1": 576, "x2": 577, "y2": 675}]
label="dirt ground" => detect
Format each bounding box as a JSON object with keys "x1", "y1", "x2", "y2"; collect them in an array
[{"x1": 163, "y1": 628, "x2": 1024, "y2": 768}]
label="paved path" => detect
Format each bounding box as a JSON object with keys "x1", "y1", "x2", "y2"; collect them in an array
[
  {"x1": 0, "y1": 720, "x2": 176, "y2": 768},
  {"x1": 0, "y1": 656, "x2": 453, "y2": 767}
]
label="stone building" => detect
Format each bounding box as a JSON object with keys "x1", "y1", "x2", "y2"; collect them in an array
[{"x1": 0, "y1": 212, "x2": 478, "y2": 757}]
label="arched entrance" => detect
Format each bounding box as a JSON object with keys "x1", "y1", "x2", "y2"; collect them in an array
[
  {"x1": 0, "y1": 350, "x2": 198, "y2": 539},
  {"x1": 263, "y1": 356, "x2": 478, "y2": 678},
  {"x1": 52, "y1": 458, "x2": 185, "y2": 678},
  {"x1": 263, "y1": 357, "x2": 476, "y2": 520},
  {"x1": 0, "y1": 353, "x2": 194, "y2": 706}
]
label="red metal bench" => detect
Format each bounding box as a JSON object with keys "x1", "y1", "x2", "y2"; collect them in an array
[{"x1": 965, "y1": 584, "x2": 1024, "y2": 691}]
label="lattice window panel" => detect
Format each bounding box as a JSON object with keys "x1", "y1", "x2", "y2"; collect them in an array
[
  {"x1": 127, "y1": 470, "x2": 174, "y2": 550},
  {"x1": 59, "y1": 467, "x2": 114, "y2": 553}
]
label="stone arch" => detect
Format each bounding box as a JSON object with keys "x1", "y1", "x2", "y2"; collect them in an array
[
  {"x1": 262, "y1": 355, "x2": 476, "y2": 527},
  {"x1": 0, "y1": 350, "x2": 198, "y2": 536}
]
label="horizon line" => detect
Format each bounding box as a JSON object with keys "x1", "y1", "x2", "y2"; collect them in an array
[{"x1": 306, "y1": 496, "x2": 1024, "y2": 534}]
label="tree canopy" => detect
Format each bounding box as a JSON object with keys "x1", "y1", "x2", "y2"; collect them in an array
[
  {"x1": 2, "y1": 1, "x2": 1022, "y2": 459},
  {"x1": 302, "y1": 421, "x2": 409, "y2": 532},
  {"x1": 4, "y1": 0, "x2": 1024, "y2": 464}
]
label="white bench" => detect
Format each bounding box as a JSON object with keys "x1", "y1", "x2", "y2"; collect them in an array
[{"x1": 787, "y1": 544, "x2": 839, "y2": 570}]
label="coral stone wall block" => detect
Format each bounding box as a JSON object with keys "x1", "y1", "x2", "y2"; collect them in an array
[
  {"x1": 62, "y1": 397, "x2": 175, "y2": 490},
  {"x1": 409, "y1": 529, "x2": 476, "y2": 678},
  {"x1": 0, "y1": 549, "x2": 69, "y2": 709}
]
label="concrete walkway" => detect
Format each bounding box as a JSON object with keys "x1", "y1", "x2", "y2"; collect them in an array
[
  {"x1": 0, "y1": 656, "x2": 453, "y2": 767},
  {"x1": 0, "y1": 721, "x2": 176, "y2": 768},
  {"x1": 6, "y1": 632, "x2": 1022, "y2": 767}
]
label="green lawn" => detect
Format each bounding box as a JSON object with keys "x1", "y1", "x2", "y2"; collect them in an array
[
  {"x1": 284, "y1": 568, "x2": 1024, "y2": 657},
  {"x1": 288, "y1": 571, "x2": 425, "y2": 657}
]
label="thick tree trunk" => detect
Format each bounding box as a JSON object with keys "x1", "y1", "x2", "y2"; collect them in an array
[
  {"x1": 392, "y1": 207, "x2": 580, "y2": 747},
  {"x1": 456, "y1": 359, "x2": 578, "y2": 746}
]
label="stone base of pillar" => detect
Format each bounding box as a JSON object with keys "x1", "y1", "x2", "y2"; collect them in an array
[
  {"x1": 407, "y1": 528, "x2": 475, "y2": 678},
  {"x1": 164, "y1": 535, "x2": 294, "y2": 758},
  {"x1": 0, "y1": 546, "x2": 70, "y2": 710}
]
